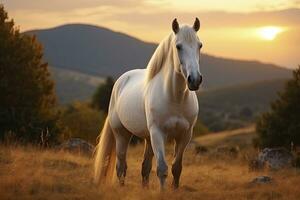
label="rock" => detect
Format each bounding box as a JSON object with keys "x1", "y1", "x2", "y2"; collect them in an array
[
  {"x1": 58, "y1": 138, "x2": 95, "y2": 157},
  {"x1": 250, "y1": 176, "x2": 273, "y2": 184},
  {"x1": 258, "y1": 148, "x2": 293, "y2": 170},
  {"x1": 194, "y1": 144, "x2": 209, "y2": 154}
]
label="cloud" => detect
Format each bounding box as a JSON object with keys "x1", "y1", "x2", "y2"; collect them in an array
[
  {"x1": 106, "y1": 8, "x2": 300, "y2": 28},
  {"x1": 2, "y1": 0, "x2": 144, "y2": 11}
]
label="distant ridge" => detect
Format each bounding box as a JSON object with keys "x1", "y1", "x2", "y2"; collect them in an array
[{"x1": 25, "y1": 24, "x2": 156, "y2": 77}]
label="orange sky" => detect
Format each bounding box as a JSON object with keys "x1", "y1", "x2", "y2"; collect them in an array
[{"x1": 2, "y1": 0, "x2": 300, "y2": 68}]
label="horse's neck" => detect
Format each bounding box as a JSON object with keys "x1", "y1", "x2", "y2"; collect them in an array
[{"x1": 162, "y1": 48, "x2": 189, "y2": 103}]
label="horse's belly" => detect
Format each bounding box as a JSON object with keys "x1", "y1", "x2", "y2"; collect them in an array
[{"x1": 115, "y1": 72, "x2": 148, "y2": 137}]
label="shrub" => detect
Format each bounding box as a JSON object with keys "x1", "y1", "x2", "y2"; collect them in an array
[
  {"x1": 256, "y1": 66, "x2": 300, "y2": 148},
  {"x1": 60, "y1": 102, "x2": 106, "y2": 144}
]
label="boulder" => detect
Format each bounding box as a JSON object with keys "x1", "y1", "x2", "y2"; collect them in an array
[
  {"x1": 58, "y1": 138, "x2": 95, "y2": 157},
  {"x1": 250, "y1": 176, "x2": 273, "y2": 185},
  {"x1": 258, "y1": 148, "x2": 293, "y2": 170}
]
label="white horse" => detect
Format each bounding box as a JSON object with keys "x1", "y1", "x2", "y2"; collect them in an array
[{"x1": 94, "y1": 18, "x2": 203, "y2": 190}]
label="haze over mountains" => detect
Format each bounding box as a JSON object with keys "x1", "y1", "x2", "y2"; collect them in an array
[{"x1": 24, "y1": 24, "x2": 292, "y2": 103}]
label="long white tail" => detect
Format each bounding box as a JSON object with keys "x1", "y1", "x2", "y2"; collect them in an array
[{"x1": 94, "y1": 118, "x2": 116, "y2": 184}]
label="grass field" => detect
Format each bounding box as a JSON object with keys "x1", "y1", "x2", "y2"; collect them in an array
[
  {"x1": 1, "y1": 127, "x2": 300, "y2": 200},
  {"x1": 195, "y1": 126, "x2": 256, "y2": 148}
]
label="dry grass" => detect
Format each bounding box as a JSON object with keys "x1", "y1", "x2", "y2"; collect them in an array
[
  {"x1": 195, "y1": 126, "x2": 256, "y2": 149},
  {"x1": 1, "y1": 129, "x2": 300, "y2": 200}
]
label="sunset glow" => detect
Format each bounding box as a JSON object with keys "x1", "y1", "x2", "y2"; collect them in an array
[{"x1": 257, "y1": 26, "x2": 284, "y2": 41}]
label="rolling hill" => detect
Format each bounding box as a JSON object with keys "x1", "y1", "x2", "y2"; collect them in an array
[
  {"x1": 199, "y1": 78, "x2": 287, "y2": 111},
  {"x1": 25, "y1": 24, "x2": 292, "y2": 91},
  {"x1": 49, "y1": 67, "x2": 104, "y2": 103},
  {"x1": 198, "y1": 79, "x2": 287, "y2": 131}
]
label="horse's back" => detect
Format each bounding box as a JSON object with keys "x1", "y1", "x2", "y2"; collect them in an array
[{"x1": 109, "y1": 69, "x2": 148, "y2": 137}]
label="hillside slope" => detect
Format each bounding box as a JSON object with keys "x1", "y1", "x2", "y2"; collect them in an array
[
  {"x1": 198, "y1": 79, "x2": 287, "y2": 131},
  {"x1": 49, "y1": 67, "x2": 104, "y2": 103},
  {"x1": 199, "y1": 78, "x2": 287, "y2": 110},
  {"x1": 194, "y1": 126, "x2": 255, "y2": 148}
]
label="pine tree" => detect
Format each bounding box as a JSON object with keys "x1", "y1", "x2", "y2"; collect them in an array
[
  {"x1": 256, "y1": 66, "x2": 300, "y2": 148},
  {"x1": 91, "y1": 77, "x2": 114, "y2": 113},
  {"x1": 0, "y1": 5, "x2": 60, "y2": 144}
]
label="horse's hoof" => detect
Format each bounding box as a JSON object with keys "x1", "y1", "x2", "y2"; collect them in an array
[
  {"x1": 142, "y1": 179, "x2": 149, "y2": 188},
  {"x1": 119, "y1": 177, "x2": 125, "y2": 186},
  {"x1": 160, "y1": 185, "x2": 166, "y2": 192},
  {"x1": 171, "y1": 183, "x2": 179, "y2": 190}
]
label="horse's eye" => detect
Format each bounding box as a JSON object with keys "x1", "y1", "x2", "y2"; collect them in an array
[{"x1": 176, "y1": 44, "x2": 182, "y2": 51}]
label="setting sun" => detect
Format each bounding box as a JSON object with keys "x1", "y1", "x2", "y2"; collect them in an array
[{"x1": 257, "y1": 26, "x2": 284, "y2": 41}]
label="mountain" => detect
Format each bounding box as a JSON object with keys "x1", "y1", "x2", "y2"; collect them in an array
[
  {"x1": 25, "y1": 24, "x2": 292, "y2": 90},
  {"x1": 26, "y1": 24, "x2": 156, "y2": 78}
]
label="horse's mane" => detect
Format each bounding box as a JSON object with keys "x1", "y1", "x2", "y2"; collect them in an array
[{"x1": 145, "y1": 33, "x2": 173, "y2": 83}]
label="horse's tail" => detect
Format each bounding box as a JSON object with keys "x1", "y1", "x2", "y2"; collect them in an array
[{"x1": 94, "y1": 118, "x2": 116, "y2": 185}]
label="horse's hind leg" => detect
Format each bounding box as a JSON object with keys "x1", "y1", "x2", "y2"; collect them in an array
[
  {"x1": 141, "y1": 138, "x2": 154, "y2": 187},
  {"x1": 113, "y1": 126, "x2": 132, "y2": 186},
  {"x1": 172, "y1": 131, "x2": 192, "y2": 189}
]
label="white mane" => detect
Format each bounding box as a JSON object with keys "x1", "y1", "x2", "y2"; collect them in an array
[
  {"x1": 145, "y1": 26, "x2": 199, "y2": 83},
  {"x1": 145, "y1": 33, "x2": 173, "y2": 83}
]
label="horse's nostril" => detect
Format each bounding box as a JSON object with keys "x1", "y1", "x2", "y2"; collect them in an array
[{"x1": 187, "y1": 75, "x2": 192, "y2": 83}]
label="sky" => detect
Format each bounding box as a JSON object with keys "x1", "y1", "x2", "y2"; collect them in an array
[{"x1": 2, "y1": 0, "x2": 300, "y2": 68}]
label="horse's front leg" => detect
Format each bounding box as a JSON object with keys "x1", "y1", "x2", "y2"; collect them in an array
[
  {"x1": 149, "y1": 126, "x2": 168, "y2": 190},
  {"x1": 172, "y1": 130, "x2": 192, "y2": 189}
]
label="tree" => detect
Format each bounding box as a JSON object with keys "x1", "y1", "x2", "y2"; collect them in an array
[
  {"x1": 91, "y1": 76, "x2": 114, "y2": 113},
  {"x1": 256, "y1": 66, "x2": 300, "y2": 148},
  {"x1": 0, "y1": 5, "x2": 60, "y2": 144}
]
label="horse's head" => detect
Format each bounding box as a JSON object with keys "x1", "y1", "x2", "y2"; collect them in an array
[{"x1": 172, "y1": 18, "x2": 203, "y2": 91}]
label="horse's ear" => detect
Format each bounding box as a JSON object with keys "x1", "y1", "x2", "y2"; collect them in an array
[
  {"x1": 193, "y1": 17, "x2": 200, "y2": 32},
  {"x1": 172, "y1": 18, "x2": 179, "y2": 34}
]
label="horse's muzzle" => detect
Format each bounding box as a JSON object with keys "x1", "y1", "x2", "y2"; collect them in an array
[{"x1": 187, "y1": 74, "x2": 202, "y2": 91}]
